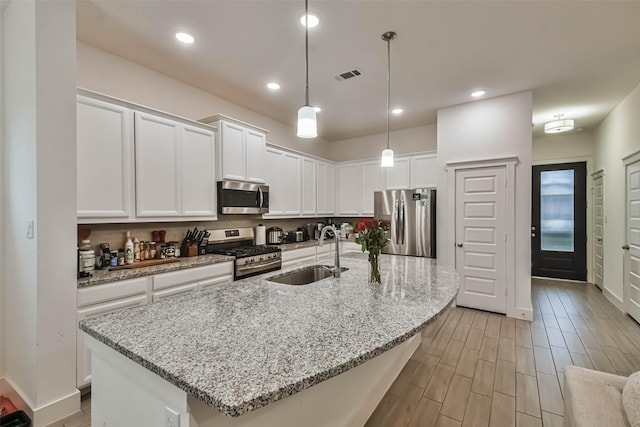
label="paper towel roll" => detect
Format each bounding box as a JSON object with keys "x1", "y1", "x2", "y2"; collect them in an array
[{"x1": 255, "y1": 224, "x2": 266, "y2": 245}]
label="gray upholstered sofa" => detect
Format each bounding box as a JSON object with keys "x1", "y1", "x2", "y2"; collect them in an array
[{"x1": 564, "y1": 365, "x2": 634, "y2": 426}]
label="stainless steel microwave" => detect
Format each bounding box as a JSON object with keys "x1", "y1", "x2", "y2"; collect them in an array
[{"x1": 217, "y1": 180, "x2": 269, "y2": 214}]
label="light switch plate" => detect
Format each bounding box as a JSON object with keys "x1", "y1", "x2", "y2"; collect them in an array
[{"x1": 164, "y1": 407, "x2": 180, "y2": 427}]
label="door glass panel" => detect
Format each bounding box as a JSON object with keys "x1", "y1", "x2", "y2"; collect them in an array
[{"x1": 540, "y1": 169, "x2": 574, "y2": 252}]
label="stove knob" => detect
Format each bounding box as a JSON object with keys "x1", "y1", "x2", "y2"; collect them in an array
[{"x1": 259, "y1": 256, "x2": 264, "y2": 261}]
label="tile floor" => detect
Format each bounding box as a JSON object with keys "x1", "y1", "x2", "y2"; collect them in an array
[{"x1": 48, "y1": 278, "x2": 640, "y2": 427}]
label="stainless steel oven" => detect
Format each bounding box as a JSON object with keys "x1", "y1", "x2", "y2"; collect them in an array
[{"x1": 217, "y1": 180, "x2": 269, "y2": 214}]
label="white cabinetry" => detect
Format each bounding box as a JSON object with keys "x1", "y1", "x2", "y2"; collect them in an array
[
  {"x1": 361, "y1": 161, "x2": 384, "y2": 215},
  {"x1": 134, "y1": 113, "x2": 217, "y2": 220},
  {"x1": 341, "y1": 241, "x2": 362, "y2": 254},
  {"x1": 302, "y1": 158, "x2": 317, "y2": 215},
  {"x1": 384, "y1": 157, "x2": 412, "y2": 190},
  {"x1": 336, "y1": 164, "x2": 361, "y2": 215},
  {"x1": 76, "y1": 277, "x2": 151, "y2": 387},
  {"x1": 263, "y1": 147, "x2": 301, "y2": 217},
  {"x1": 317, "y1": 162, "x2": 335, "y2": 215},
  {"x1": 77, "y1": 96, "x2": 134, "y2": 221},
  {"x1": 411, "y1": 154, "x2": 438, "y2": 188},
  {"x1": 316, "y1": 243, "x2": 336, "y2": 262},
  {"x1": 135, "y1": 112, "x2": 182, "y2": 217},
  {"x1": 203, "y1": 115, "x2": 267, "y2": 183},
  {"x1": 152, "y1": 262, "x2": 233, "y2": 302},
  {"x1": 282, "y1": 247, "x2": 317, "y2": 268}
]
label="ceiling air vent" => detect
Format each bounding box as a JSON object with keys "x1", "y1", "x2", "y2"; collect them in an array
[{"x1": 335, "y1": 68, "x2": 363, "y2": 81}]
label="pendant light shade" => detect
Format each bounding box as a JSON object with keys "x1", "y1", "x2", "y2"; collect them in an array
[
  {"x1": 297, "y1": 0, "x2": 318, "y2": 139},
  {"x1": 381, "y1": 148, "x2": 394, "y2": 167},
  {"x1": 297, "y1": 105, "x2": 318, "y2": 138},
  {"x1": 544, "y1": 114, "x2": 574, "y2": 134},
  {"x1": 381, "y1": 31, "x2": 397, "y2": 168}
]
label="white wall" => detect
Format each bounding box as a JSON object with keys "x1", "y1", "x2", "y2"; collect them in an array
[
  {"x1": 77, "y1": 42, "x2": 333, "y2": 160},
  {"x1": 0, "y1": 0, "x2": 5, "y2": 384},
  {"x1": 2, "y1": 1, "x2": 80, "y2": 424},
  {"x1": 437, "y1": 92, "x2": 533, "y2": 319},
  {"x1": 329, "y1": 124, "x2": 437, "y2": 162},
  {"x1": 594, "y1": 82, "x2": 640, "y2": 308},
  {"x1": 533, "y1": 132, "x2": 595, "y2": 163}
]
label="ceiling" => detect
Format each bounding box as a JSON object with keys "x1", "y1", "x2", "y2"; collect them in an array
[{"x1": 76, "y1": 0, "x2": 640, "y2": 142}]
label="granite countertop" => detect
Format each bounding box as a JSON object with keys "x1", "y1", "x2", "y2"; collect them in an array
[
  {"x1": 77, "y1": 254, "x2": 235, "y2": 288},
  {"x1": 80, "y1": 254, "x2": 458, "y2": 417},
  {"x1": 78, "y1": 239, "x2": 350, "y2": 288}
]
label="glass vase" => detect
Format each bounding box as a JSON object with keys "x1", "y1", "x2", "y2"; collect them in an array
[{"x1": 368, "y1": 252, "x2": 381, "y2": 284}]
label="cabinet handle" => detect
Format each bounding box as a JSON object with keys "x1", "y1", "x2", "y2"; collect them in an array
[
  {"x1": 456, "y1": 243, "x2": 463, "y2": 248},
  {"x1": 623, "y1": 244, "x2": 630, "y2": 250}
]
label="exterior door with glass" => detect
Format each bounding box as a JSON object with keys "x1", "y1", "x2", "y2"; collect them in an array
[{"x1": 532, "y1": 162, "x2": 587, "y2": 281}]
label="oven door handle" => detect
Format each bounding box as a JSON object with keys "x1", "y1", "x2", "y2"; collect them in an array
[{"x1": 236, "y1": 259, "x2": 281, "y2": 272}]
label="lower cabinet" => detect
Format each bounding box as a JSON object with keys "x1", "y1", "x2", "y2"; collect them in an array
[
  {"x1": 76, "y1": 262, "x2": 233, "y2": 388},
  {"x1": 282, "y1": 246, "x2": 317, "y2": 268},
  {"x1": 341, "y1": 241, "x2": 362, "y2": 254}
]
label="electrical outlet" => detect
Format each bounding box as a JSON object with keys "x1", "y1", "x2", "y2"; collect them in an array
[
  {"x1": 26, "y1": 220, "x2": 34, "y2": 239},
  {"x1": 164, "y1": 407, "x2": 180, "y2": 427}
]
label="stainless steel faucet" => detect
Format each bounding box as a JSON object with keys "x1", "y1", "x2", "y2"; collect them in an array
[{"x1": 319, "y1": 225, "x2": 341, "y2": 278}]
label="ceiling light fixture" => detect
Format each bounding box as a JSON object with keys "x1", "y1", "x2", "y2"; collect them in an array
[
  {"x1": 471, "y1": 90, "x2": 486, "y2": 98},
  {"x1": 175, "y1": 32, "x2": 195, "y2": 44},
  {"x1": 381, "y1": 31, "x2": 397, "y2": 168},
  {"x1": 544, "y1": 113, "x2": 575, "y2": 134},
  {"x1": 267, "y1": 82, "x2": 281, "y2": 90},
  {"x1": 300, "y1": 13, "x2": 319, "y2": 28},
  {"x1": 297, "y1": 0, "x2": 317, "y2": 138},
  {"x1": 392, "y1": 108, "x2": 403, "y2": 115}
]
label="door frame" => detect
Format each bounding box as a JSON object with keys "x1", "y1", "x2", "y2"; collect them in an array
[
  {"x1": 447, "y1": 156, "x2": 517, "y2": 316},
  {"x1": 591, "y1": 169, "x2": 604, "y2": 290},
  {"x1": 533, "y1": 156, "x2": 593, "y2": 284},
  {"x1": 622, "y1": 150, "x2": 640, "y2": 315}
]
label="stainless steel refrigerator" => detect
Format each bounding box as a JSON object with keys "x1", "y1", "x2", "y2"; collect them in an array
[{"x1": 374, "y1": 188, "x2": 436, "y2": 258}]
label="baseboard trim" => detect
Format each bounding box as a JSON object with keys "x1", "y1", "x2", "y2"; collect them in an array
[
  {"x1": 1, "y1": 377, "x2": 81, "y2": 427},
  {"x1": 531, "y1": 276, "x2": 589, "y2": 285},
  {"x1": 507, "y1": 306, "x2": 533, "y2": 321},
  {"x1": 603, "y1": 287, "x2": 625, "y2": 313}
]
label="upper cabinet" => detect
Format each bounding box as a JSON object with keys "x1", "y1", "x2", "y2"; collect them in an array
[
  {"x1": 361, "y1": 161, "x2": 384, "y2": 215},
  {"x1": 336, "y1": 164, "x2": 361, "y2": 215},
  {"x1": 77, "y1": 91, "x2": 218, "y2": 223},
  {"x1": 77, "y1": 96, "x2": 135, "y2": 221},
  {"x1": 301, "y1": 158, "x2": 317, "y2": 215},
  {"x1": 201, "y1": 115, "x2": 267, "y2": 183},
  {"x1": 317, "y1": 161, "x2": 335, "y2": 215},
  {"x1": 411, "y1": 154, "x2": 438, "y2": 188},
  {"x1": 263, "y1": 147, "x2": 301, "y2": 217},
  {"x1": 384, "y1": 157, "x2": 412, "y2": 190}
]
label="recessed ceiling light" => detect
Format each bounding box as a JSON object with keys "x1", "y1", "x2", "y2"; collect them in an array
[
  {"x1": 313, "y1": 106, "x2": 322, "y2": 113},
  {"x1": 300, "y1": 13, "x2": 319, "y2": 28},
  {"x1": 471, "y1": 90, "x2": 486, "y2": 98},
  {"x1": 267, "y1": 82, "x2": 281, "y2": 90},
  {"x1": 392, "y1": 108, "x2": 403, "y2": 115},
  {"x1": 175, "y1": 32, "x2": 195, "y2": 44}
]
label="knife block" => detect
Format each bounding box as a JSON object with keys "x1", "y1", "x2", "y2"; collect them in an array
[{"x1": 186, "y1": 244, "x2": 198, "y2": 257}]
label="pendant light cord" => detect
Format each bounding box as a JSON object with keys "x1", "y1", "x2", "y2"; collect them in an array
[
  {"x1": 304, "y1": 0, "x2": 310, "y2": 106},
  {"x1": 386, "y1": 36, "x2": 390, "y2": 150}
]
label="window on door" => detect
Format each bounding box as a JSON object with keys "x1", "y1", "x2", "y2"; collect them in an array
[{"x1": 532, "y1": 162, "x2": 587, "y2": 281}]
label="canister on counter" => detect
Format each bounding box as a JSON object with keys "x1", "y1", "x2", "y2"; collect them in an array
[
  {"x1": 79, "y1": 250, "x2": 95, "y2": 272},
  {"x1": 117, "y1": 249, "x2": 125, "y2": 266},
  {"x1": 110, "y1": 250, "x2": 118, "y2": 267}
]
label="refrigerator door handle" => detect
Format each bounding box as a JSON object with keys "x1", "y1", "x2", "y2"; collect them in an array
[
  {"x1": 400, "y1": 197, "x2": 406, "y2": 245},
  {"x1": 394, "y1": 199, "x2": 400, "y2": 245}
]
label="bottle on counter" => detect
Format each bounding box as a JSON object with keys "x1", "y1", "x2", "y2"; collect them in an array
[
  {"x1": 125, "y1": 231, "x2": 134, "y2": 265},
  {"x1": 133, "y1": 237, "x2": 140, "y2": 262},
  {"x1": 150, "y1": 241, "x2": 156, "y2": 259}
]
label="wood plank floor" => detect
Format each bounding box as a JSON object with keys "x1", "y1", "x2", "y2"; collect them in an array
[{"x1": 47, "y1": 278, "x2": 640, "y2": 427}]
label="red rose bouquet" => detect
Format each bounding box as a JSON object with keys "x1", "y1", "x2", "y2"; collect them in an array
[{"x1": 354, "y1": 219, "x2": 389, "y2": 283}]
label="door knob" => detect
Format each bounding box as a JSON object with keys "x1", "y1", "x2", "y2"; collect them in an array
[
  {"x1": 623, "y1": 244, "x2": 630, "y2": 250},
  {"x1": 456, "y1": 243, "x2": 463, "y2": 247},
  {"x1": 597, "y1": 238, "x2": 602, "y2": 242}
]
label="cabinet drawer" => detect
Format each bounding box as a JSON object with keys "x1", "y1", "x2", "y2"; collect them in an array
[
  {"x1": 153, "y1": 262, "x2": 233, "y2": 291},
  {"x1": 282, "y1": 246, "x2": 316, "y2": 262},
  {"x1": 199, "y1": 274, "x2": 233, "y2": 290},
  {"x1": 152, "y1": 282, "x2": 198, "y2": 302},
  {"x1": 77, "y1": 277, "x2": 149, "y2": 308}
]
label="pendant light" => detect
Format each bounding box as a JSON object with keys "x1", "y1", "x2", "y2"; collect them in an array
[
  {"x1": 297, "y1": 0, "x2": 317, "y2": 138},
  {"x1": 381, "y1": 31, "x2": 397, "y2": 168}
]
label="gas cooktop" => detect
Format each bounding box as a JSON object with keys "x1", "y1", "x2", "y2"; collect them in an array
[{"x1": 212, "y1": 245, "x2": 281, "y2": 259}]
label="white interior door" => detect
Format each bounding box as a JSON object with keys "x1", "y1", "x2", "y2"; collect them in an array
[
  {"x1": 593, "y1": 172, "x2": 604, "y2": 290},
  {"x1": 455, "y1": 166, "x2": 507, "y2": 314},
  {"x1": 626, "y1": 161, "x2": 640, "y2": 323}
]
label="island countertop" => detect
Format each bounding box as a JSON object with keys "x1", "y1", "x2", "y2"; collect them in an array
[{"x1": 80, "y1": 253, "x2": 458, "y2": 417}]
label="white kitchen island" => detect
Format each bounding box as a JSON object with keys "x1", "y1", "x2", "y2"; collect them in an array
[{"x1": 81, "y1": 253, "x2": 458, "y2": 427}]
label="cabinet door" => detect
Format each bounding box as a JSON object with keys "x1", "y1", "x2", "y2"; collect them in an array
[
  {"x1": 301, "y1": 158, "x2": 317, "y2": 215},
  {"x1": 219, "y1": 121, "x2": 246, "y2": 181},
  {"x1": 245, "y1": 129, "x2": 266, "y2": 183},
  {"x1": 181, "y1": 125, "x2": 216, "y2": 217},
  {"x1": 77, "y1": 294, "x2": 147, "y2": 387},
  {"x1": 317, "y1": 162, "x2": 336, "y2": 215},
  {"x1": 385, "y1": 157, "x2": 412, "y2": 190},
  {"x1": 337, "y1": 164, "x2": 361, "y2": 215},
  {"x1": 361, "y1": 161, "x2": 384, "y2": 215},
  {"x1": 135, "y1": 112, "x2": 181, "y2": 217},
  {"x1": 411, "y1": 154, "x2": 438, "y2": 188},
  {"x1": 77, "y1": 97, "x2": 134, "y2": 220},
  {"x1": 263, "y1": 148, "x2": 285, "y2": 215},
  {"x1": 282, "y1": 153, "x2": 302, "y2": 215}
]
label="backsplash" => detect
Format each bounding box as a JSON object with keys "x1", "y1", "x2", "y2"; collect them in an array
[{"x1": 79, "y1": 215, "x2": 362, "y2": 253}]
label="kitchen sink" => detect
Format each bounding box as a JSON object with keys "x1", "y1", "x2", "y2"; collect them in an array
[{"x1": 267, "y1": 265, "x2": 349, "y2": 285}]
